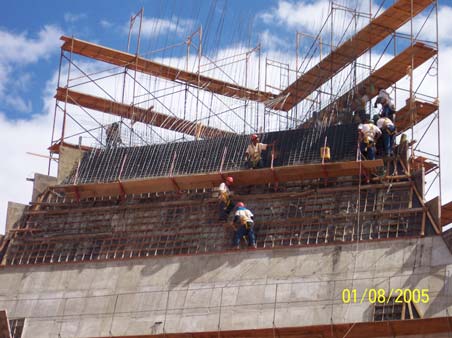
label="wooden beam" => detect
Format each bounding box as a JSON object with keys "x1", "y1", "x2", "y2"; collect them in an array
[
  {"x1": 55, "y1": 87, "x2": 234, "y2": 139},
  {"x1": 0, "y1": 310, "x2": 11, "y2": 338},
  {"x1": 88, "y1": 317, "x2": 452, "y2": 338},
  {"x1": 441, "y1": 201, "x2": 452, "y2": 226},
  {"x1": 274, "y1": 0, "x2": 435, "y2": 111},
  {"x1": 60, "y1": 36, "x2": 277, "y2": 104},
  {"x1": 396, "y1": 100, "x2": 438, "y2": 134},
  {"x1": 52, "y1": 159, "x2": 383, "y2": 199},
  {"x1": 313, "y1": 42, "x2": 437, "y2": 124}
]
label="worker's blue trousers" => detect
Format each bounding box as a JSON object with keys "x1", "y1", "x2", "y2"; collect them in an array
[
  {"x1": 382, "y1": 127, "x2": 395, "y2": 156},
  {"x1": 360, "y1": 142, "x2": 376, "y2": 160},
  {"x1": 233, "y1": 223, "x2": 256, "y2": 247},
  {"x1": 382, "y1": 105, "x2": 395, "y2": 121}
]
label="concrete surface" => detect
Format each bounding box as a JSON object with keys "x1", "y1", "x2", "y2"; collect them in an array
[
  {"x1": 0, "y1": 236, "x2": 451, "y2": 338},
  {"x1": 32, "y1": 174, "x2": 57, "y2": 202},
  {"x1": 5, "y1": 202, "x2": 26, "y2": 233},
  {"x1": 57, "y1": 146, "x2": 84, "y2": 184}
]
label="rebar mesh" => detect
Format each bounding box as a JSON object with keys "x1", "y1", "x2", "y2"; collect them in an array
[
  {"x1": 3, "y1": 181, "x2": 427, "y2": 266},
  {"x1": 64, "y1": 124, "x2": 358, "y2": 184}
]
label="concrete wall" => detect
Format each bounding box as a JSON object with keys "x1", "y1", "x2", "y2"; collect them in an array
[
  {"x1": 5, "y1": 202, "x2": 26, "y2": 233},
  {"x1": 32, "y1": 173, "x2": 57, "y2": 202},
  {"x1": 57, "y1": 146, "x2": 84, "y2": 184},
  {"x1": 0, "y1": 236, "x2": 451, "y2": 338}
]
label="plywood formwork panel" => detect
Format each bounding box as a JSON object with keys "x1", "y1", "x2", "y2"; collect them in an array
[
  {"x1": 441, "y1": 201, "x2": 452, "y2": 227},
  {"x1": 60, "y1": 36, "x2": 276, "y2": 104},
  {"x1": 275, "y1": 0, "x2": 435, "y2": 111},
  {"x1": 55, "y1": 88, "x2": 234, "y2": 139},
  {"x1": 53, "y1": 159, "x2": 383, "y2": 199}
]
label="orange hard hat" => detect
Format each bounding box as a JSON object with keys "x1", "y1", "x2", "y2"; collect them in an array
[
  {"x1": 236, "y1": 202, "x2": 245, "y2": 208},
  {"x1": 226, "y1": 176, "x2": 234, "y2": 184},
  {"x1": 251, "y1": 134, "x2": 258, "y2": 140}
]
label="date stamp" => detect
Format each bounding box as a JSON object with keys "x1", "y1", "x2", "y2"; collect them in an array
[{"x1": 341, "y1": 288, "x2": 429, "y2": 304}]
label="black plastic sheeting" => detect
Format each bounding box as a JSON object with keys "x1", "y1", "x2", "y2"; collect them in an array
[{"x1": 64, "y1": 124, "x2": 359, "y2": 184}]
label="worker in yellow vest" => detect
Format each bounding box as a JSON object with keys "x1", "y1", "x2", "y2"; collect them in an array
[
  {"x1": 218, "y1": 176, "x2": 235, "y2": 221},
  {"x1": 232, "y1": 202, "x2": 256, "y2": 249},
  {"x1": 358, "y1": 118, "x2": 382, "y2": 160},
  {"x1": 245, "y1": 134, "x2": 271, "y2": 169}
]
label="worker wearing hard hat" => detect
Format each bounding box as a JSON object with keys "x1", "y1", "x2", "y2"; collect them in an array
[
  {"x1": 218, "y1": 176, "x2": 235, "y2": 221},
  {"x1": 245, "y1": 134, "x2": 272, "y2": 169},
  {"x1": 232, "y1": 202, "x2": 256, "y2": 249},
  {"x1": 358, "y1": 117, "x2": 382, "y2": 160}
]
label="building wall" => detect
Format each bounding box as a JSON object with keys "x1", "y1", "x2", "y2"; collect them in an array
[{"x1": 0, "y1": 236, "x2": 450, "y2": 338}]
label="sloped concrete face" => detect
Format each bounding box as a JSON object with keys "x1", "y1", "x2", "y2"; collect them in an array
[{"x1": 0, "y1": 236, "x2": 451, "y2": 338}]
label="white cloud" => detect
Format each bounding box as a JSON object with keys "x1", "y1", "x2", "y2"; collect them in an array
[
  {"x1": 0, "y1": 25, "x2": 62, "y2": 115},
  {"x1": 127, "y1": 17, "x2": 196, "y2": 38},
  {"x1": 64, "y1": 13, "x2": 87, "y2": 24},
  {"x1": 262, "y1": 0, "x2": 331, "y2": 32},
  {"x1": 399, "y1": 5, "x2": 452, "y2": 45},
  {"x1": 0, "y1": 25, "x2": 62, "y2": 64},
  {"x1": 100, "y1": 19, "x2": 113, "y2": 29},
  {"x1": 3, "y1": 95, "x2": 32, "y2": 113},
  {"x1": 0, "y1": 110, "x2": 53, "y2": 235}
]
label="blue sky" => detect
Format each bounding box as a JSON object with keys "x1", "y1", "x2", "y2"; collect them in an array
[{"x1": 1, "y1": 0, "x2": 451, "y2": 233}]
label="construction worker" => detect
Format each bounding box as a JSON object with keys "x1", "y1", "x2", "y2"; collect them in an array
[
  {"x1": 106, "y1": 122, "x2": 122, "y2": 148},
  {"x1": 374, "y1": 88, "x2": 395, "y2": 121},
  {"x1": 358, "y1": 118, "x2": 381, "y2": 160},
  {"x1": 245, "y1": 134, "x2": 271, "y2": 169},
  {"x1": 232, "y1": 202, "x2": 256, "y2": 249},
  {"x1": 394, "y1": 134, "x2": 416, "y2": 174},
  {"x1": 354, "y1": 86, "x2": 369, "y2": 123},
  {"x1": 218, "y1": 176, "x2": 235, "y2": 221},
  {"x1": 376, "y1": 115, "x2": 396, "y2": 157}
]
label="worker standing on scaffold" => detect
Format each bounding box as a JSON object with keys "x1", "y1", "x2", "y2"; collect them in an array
[
  {"x1": 376, "y1": 115, "x2": 396, "y2": 157},
  {"x1": 245, "y1": 134, "x2": 271, "y2": 169},
  {"x1": 358, "y1": 117, "x2": 381, "y2": 161},
  {"x1": 232, "y1": 202, "x2": 257, "y2": 249},
  {"x1": 218, "y1": 176, "x2": 235, "y2": 221},
  {"x1": 374, "y1": 88, "x2": 396, "y2": 121},
  {"x1": 106, "y1": 122, "x2": 122, "y2": 148}
]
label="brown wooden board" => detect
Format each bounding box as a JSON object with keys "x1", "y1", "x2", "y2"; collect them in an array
[
  {"x1": 55, "y1": 87, "x2": 233, "y2": 139},
  {"x1": 53, "y1": 160, "x2": 383, "y2": 199},
  {"x1": 396, "y1": 100, "x2": 438, "y2": 133},
  {"x1": 274, "y1": 0, "x2": 435, "y2": 111},
  {"x1": 60, "y1": 36, "x2": 276, "y2": 104},
  {"x1": 313, "y1": 42, "x2": 437, "y2": 123},
  {"x1": 86, "y1": 316, "x2": 452, "y2": 338},
  {"x1": 442, "y1": 201, "x2": 452, "y2": 226},
  {"x1": 0, "y1": 310, "x2": 11, "y2": 338}
]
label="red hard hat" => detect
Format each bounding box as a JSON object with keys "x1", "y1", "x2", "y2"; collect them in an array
[
  {"x1": 226, "y1": 176, "x2": 233, "y2": 184},
  {"x1": 251, "y1": 134, "x2": 258, "y2": 140},
  {"x1": 236, "y1": 202, "x2": 245, "y2": 208}
]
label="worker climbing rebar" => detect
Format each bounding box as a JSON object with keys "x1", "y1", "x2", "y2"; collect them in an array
[
  {"x1": 218, "y1": 176, "x2": 235, "y2": 221},
  {"x1": 358, "y1": 117, "x2": 381, "y2": 161},
  {"x1": 376, "y1": 114, "x2": 396, "y2": 157},
  {"x1": 232, "y1": 202, "x2": 256, "y2": 249},
  {"x1": 245, "y1": 134, "x2": 272, "y2": 169}
]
